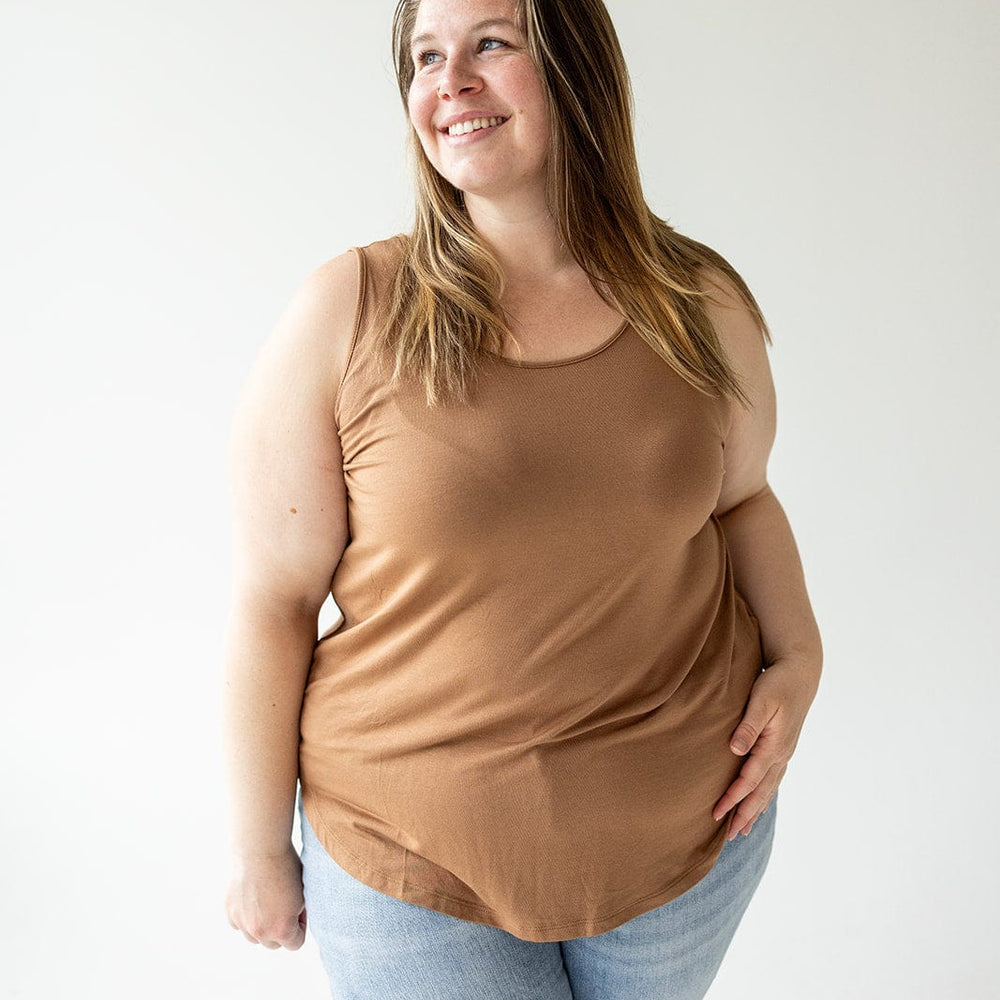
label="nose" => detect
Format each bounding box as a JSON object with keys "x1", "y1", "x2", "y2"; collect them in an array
[{"x1": 436, "y1": 54, "x2": 483, "y2": 99}]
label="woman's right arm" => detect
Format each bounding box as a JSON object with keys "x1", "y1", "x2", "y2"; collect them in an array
[{"x1": 222, "y1": 249, "x2": 360, "y2": 951}]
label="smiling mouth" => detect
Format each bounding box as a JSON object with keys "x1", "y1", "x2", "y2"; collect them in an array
[{"x1": 441, "y1": 116, "x2": 509, "y2": 137}]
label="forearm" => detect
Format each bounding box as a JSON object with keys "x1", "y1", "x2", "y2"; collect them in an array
[
  {"x1": 717, "y1": 483, "x2": 823, "y2": 688},
  {"x1": 222, "y1": 591, "x2": 318, "y2": 858}
]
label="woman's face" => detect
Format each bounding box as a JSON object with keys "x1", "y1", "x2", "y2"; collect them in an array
[{"x1": 406, "y1": 0, "x2": 551, "y2": 208}]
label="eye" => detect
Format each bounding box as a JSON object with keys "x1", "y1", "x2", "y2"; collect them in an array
[{"x1": 414, "y1": 37, "x2": 508, "y2": 68}]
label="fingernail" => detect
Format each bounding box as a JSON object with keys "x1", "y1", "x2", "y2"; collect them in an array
[{"x1": 730, "y1": 739, "x2": 749, "y2": 754}]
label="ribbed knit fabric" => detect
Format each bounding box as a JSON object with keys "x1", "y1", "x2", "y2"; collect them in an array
[{"x1": 298, "y1": 234, "x2": 765, "y2": 942}]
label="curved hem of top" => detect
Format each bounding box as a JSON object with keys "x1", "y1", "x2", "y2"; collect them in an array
[
  {"x1": 485, "y1": 318, "x2": 630, "y2": 369},
  {"x1": 301, "y1": 796, "x2": 732, "y2": 944}
]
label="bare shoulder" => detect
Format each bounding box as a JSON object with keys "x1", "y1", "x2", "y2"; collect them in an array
[
  {"x1": 696, "y1": 265, "x2": 771, "y2": 372},
  {"x1": 291, "y1": 234, "x2": 407, "y2": 381},
  {"x1": 694, "y1": 265, "x2": 779, "y2": 514},
  {"x1": 263, "y1": 248, "x2": 363, "y2": 398}
]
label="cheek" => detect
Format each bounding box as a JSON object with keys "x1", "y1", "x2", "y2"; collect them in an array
[
  {"x1": 407, "y1": 87, "x2": 432, "y2": 136},
  {"x1": 406, "y1": 97, "x2": 419, "y2": 132},
  {"x1": 506, "y1": 74, "x2": 550, "y2": 145},
  {"x1": 520, "y1": 104, "x2": 551, "y2": 157}
]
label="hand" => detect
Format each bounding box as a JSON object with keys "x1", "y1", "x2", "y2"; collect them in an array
[
  {"x1": 225, "y1": 843, "x2": 307, "y2": 951},
  {"x1": 712, "y1": 656, "x2": 821, "y2": 840}
]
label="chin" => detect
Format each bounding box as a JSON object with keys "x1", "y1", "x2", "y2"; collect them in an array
[{"x1": 441, "y1": 166, "x2": 521, "y2": 198}]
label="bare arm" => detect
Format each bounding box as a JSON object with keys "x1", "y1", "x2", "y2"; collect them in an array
[
  {"x1": 222, "y1": 248, "x2": 359, "y2": 949},
  {"x1": 705, "y1": 269, "x2": 823, "y2": 675},
  {"x1": 698, "y1": 267, "x2": 823, "y2": 838}
]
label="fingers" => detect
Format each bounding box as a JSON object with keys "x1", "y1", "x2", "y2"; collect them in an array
[
  {"x1": 224, "y1": 848, "x2": 307, "y2": 951},
  {"x1": 227, "y1": 907, "x2": 307, "y2": 951},
  {"x1": 728, "y1": 687, "x2": 778, "y2": 755},
  {"x1": 235, "y1": 921, "x2": 306, "y2": 950},
  {"x1": 726, "y1": 762, "x2": 786, "y2": 840},
  {"x1": 712, "y1": 749, "x2": 772, "y2": 821},
  {"x1": 727, "y1": 792, "x2": 770, "y2": 841},
  {"x1": 717, "y1": 677, "x2": 797, "y2": 829}
]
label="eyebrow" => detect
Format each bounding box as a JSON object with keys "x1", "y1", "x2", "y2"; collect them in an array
[{"x1": 410, "y1": 17, "x2": 520, "y2": 50}]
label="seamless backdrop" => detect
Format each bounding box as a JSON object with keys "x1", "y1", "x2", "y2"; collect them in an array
[{"x1": 1, "y1": 1, "x2": 997, "y2": 997}]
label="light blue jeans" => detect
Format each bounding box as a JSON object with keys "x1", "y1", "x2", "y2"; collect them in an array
[{"x1": 298, "y1": 791, "x2": 777, "y2": 1000}]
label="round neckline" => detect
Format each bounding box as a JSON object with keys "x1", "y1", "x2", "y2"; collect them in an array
[{"x1": 486, "y1": 317, "x2": 630, "y2": 369}]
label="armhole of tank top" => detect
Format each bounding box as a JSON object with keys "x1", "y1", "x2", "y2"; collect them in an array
[{"x1": 333, "y1": 244, "x2": 369, "y2": 432}]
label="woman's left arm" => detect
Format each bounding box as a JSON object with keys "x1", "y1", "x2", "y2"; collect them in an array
[{"x1": 699, "y1": 268, "x2": 824, "y2": 840}]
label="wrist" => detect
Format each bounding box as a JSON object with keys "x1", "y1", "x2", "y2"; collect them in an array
[
  {"x1": 763, "y1": 651, "x2": 822, "y2": 695},
  {"x1": 227, "y1": 821, "x2": 296, "y2": 861},
  {"x1": 229, "y1": 840, "x2": 297, "y2": 864}
]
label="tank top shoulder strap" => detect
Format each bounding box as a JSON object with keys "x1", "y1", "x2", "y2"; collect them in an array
[
  {"x1": 355, "y1": 232, "x2": 407, "y2": 320},
  {"x1": 335, "y1": 234, "x2": 409, "y2": 428}
]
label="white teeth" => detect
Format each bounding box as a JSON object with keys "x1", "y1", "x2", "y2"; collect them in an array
[{"x1": 447, "y1": 116, "x2": 505, "y2": 136}]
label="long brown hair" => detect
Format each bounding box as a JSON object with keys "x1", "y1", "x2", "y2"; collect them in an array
[{"x1": 383, "y1": 0, "x2": 771, "y2": 408}]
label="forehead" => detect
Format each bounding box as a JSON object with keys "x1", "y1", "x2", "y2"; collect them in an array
[{"x1": 411, "y1": 0, "x2": 521, "y2": 44}]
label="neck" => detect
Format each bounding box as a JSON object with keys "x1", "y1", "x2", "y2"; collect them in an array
[{"x1": 462, "y1": 188, "x2": 577, "y2": 285}]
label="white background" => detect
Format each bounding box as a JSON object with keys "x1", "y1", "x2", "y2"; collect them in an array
[{"x1": 2, "y1": 1, "x2": 997, "y2": 997}]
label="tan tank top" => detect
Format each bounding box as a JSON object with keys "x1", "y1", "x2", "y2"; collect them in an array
[{"x1": 298, "y1": 234, "x2": 765, "y2": 942}]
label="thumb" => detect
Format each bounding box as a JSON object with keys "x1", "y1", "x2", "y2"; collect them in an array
[
  {"x1": 286, "y1": 909, "x2": 307, "y2": 950},
  {"x1": 729, "y1": 698, "x2": 771, "y2": 755}
]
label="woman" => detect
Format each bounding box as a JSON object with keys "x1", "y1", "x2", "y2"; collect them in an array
[{"x1": 223, "y1": 0, "x2": 823, "y2": 997}]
